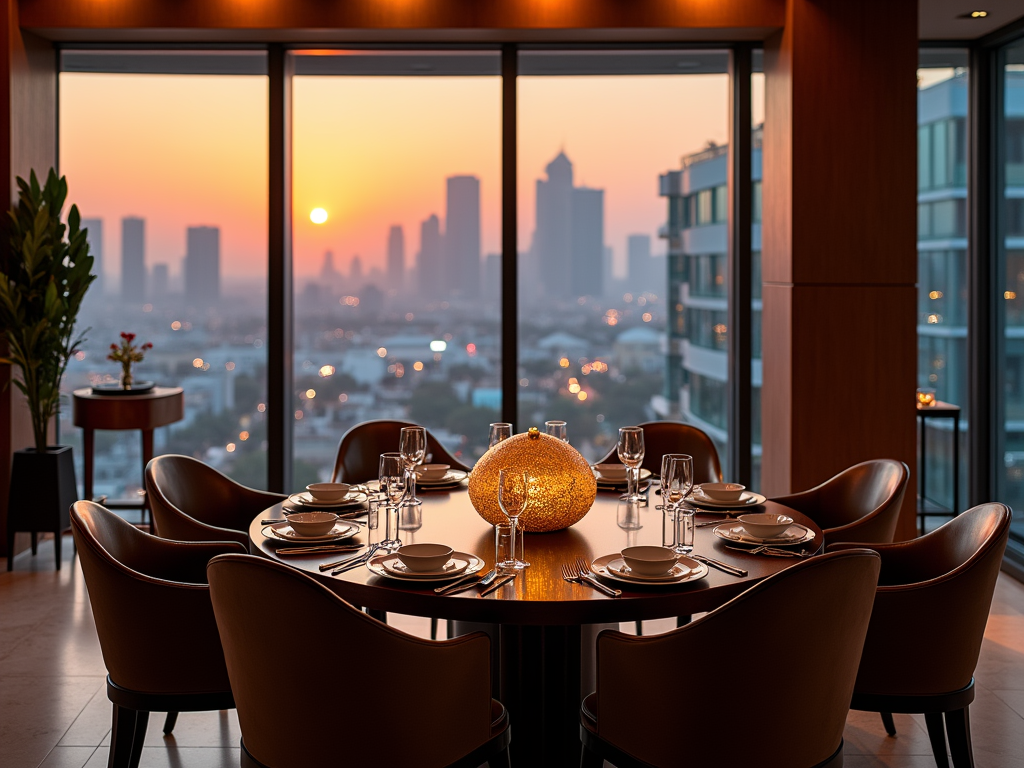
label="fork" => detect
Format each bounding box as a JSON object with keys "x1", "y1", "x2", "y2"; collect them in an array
[
  {"x1": 724, "y1": 543, "x2": 810, "y2": 558},
  {"x1": 567, "y1": 558, "x2": 622, "y2": 597}
]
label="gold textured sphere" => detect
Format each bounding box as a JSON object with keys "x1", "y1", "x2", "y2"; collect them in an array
[{"x1": 468, "y1": 429, "x2": 597, "y2": 532}]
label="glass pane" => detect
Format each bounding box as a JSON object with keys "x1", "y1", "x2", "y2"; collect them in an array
[
  {"x1": 998, "y1": 38, "x2": 1024, "y2": 548},
  {"x1": 518, "y1": 50, "x2": 729, "y2": 464},
  {"x1": 917, "y1": 49, "x2": 968, "y2": 525},
  {"x1": 58, "y1": 59, "x2": 270, "y2": 505},
  {"x1": 291, "y1": 52, "x2": 501, "y2": 486},
  {"x1": 752, "y1": 67, "x2": 764, "y2": 488}
]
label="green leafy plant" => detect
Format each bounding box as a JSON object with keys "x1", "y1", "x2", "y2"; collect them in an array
[{"x1": 0, "y1": 169, "x2": 95, "y2": 451}]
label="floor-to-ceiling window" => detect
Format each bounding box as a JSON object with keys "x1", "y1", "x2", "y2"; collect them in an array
[{"x1": 58, "y1": 51, "x2": 270, "y2": 498}]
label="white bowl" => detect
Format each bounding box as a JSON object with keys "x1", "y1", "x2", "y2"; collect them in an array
[
  {"x1": 737, "y1": 513, "x2": 794, "y2": 539},
  {"x1": 285, "y1": 512, "x2": 339, "y2": 537},
  {"x1": 306, "y1": 482, "x2": 350, "y2": 502},
  {"x1": 593, "y1": 463, "x2": 627, "y2": 482},
  {"x1": 396, "y1": 543, "x2": 454, "y2": 572},
  {"x1": 701, "y1": 482, "x2": 746, "y2": 501},
  {"x1": 621, "y1": 546, "x2": 680, "y2": 577},
  {"x1": 415, "y1": 464, "x2": 450, "y2": 482}
]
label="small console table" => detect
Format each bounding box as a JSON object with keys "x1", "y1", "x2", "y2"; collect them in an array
[
  {"x1": 916, "y1": 400, "x2": 960, "y2": 535},
  {"x1": 73, "y1": 387, "x2": 184, "y2": 528}
]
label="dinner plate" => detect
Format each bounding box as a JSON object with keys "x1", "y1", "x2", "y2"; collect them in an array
[
  {"x1": 366, "y1": 551, "x2": 484, "y2": 582},
  {"x1": 688, "y1": 489, "x2": 767, "y2": 509},
  {"x1": 712, "y1": 522, "x2": 815, "y2": 547},
  {"x1": 287, "y1": 491, "x2": 368, "y2": 508},
  {"x1": 415, "y1": 470, "x2": 469, "y2": 487},
  {"x1": 262, "y1": 521, "x2": 361, "y2": 544},
  {"x1": 590, "y1": 553, "x2": 708, "y2": 586},
  {"x1": 593, "y1": 468, "x2": 653, "y2": 487},
  {"x1": 379, "y1": 554, "x2": 471, "y2": 580}
]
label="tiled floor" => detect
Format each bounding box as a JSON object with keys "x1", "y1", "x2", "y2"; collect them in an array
[{"x1": 3, "y1": 536, "x2": 1024, "y2": 767}]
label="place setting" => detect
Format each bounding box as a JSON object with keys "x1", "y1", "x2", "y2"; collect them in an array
[
  {"x1": 413, "y1": 463, "x2": 470, "y2": 492},
  {"x1": 260, "y1": 511, "x2": 362, "y2": 549},
  {"x1": 584, "y1": 546, "x2": 709, "y2": 591},
  {"x1": 283, "y1": 481, "x2": 369, "y2": 516},
  {"x1": 688, "y1": 482, "x2": 767, "y2": 511},
  {"x1": 711, "y1": 512, "x2": 816, "y2": 557}
]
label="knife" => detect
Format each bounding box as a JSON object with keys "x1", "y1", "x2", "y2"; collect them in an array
[
  {"x1": 434, "y1": 568, "x2": 498, "y2": 595},
  {"x1": 692, "y1": 554, "x2": 748, "y2": 577},
  {"x1": 478, "y1": 573, "x2": 516, "y2": 597},
  {"x1": 276, "y1": 544, "x2": 363, "y2": 557}
]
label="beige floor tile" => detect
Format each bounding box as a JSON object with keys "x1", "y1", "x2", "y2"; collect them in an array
[
  {"x1": 36, "y1": 746, "x2": 98, "y2": 768},
  {"x1": 137, "y1": 709, "x2": 240, "y2": 749},
  {"x1": 84, "y1": 746, "x2": 240, "y2": 768},
  {"x1": 57, "y1": 681, "x2": 110, "y2": 748},
  {"x1": 843, "y1": 710, "x2": 935, "y2": 757}
]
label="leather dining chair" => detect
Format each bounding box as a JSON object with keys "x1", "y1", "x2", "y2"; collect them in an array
[
  {"x1": 594, "y1": 421, "x2": 723, "y2": 483},
  {"x1": 330, "y1": 418, "x2": 470, "y2": 484},
  {"x1": 771, "y1": 459, "x2": 910, "y2": 547},
  {"x1": 70, "y1": 501, "x2": 242, "y2": 768},
  {"x1": 207, "y1": 553, "x2": 512, "y2": 768},
  {"x1": 146, "y1": 454, "x2": 286, "y2": 548},
  {"x1": 579, "y1": 549, "x2": 881, "y2": 768},
  {"x1": 828, "y1": 503, "x2": 1011, "y2": 768}
]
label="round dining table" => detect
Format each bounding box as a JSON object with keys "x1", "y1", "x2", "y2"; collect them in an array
[{"x1": 249, "y1": 485, "x2": 821, "y2": 767}]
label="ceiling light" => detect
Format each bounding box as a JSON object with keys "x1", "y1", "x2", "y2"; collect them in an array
[{"x1": 969, "y1": 10, "x2": 988, "y2": 18}]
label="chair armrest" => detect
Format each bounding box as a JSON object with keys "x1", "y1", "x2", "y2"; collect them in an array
[
  {"x1": 134, "y1": 536, "x2": 247, "y2": 584},
  {"x1": 826, "y1": 537, "x2": 942, "y2": 586}
]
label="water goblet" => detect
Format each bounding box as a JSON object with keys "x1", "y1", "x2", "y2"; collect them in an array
[
  {"x1": 399, "y1": 426, "x2": 426, "y2": 507},
  {"x1": 497, "y1": 468, "x2": 531, "y2": 570},
  {"x1": 378, "y1": 452, "x2": 406, "y2": 552},
  {"x1": 617, "y1": 426, "x2": 645, "y2": 503},
  {"x1": 488, "y1": 422, "x2": 513, "y2": 449},
  {"x1": 664, "y1": 455, "x2": 694, "y2": 554},
  {"x1": 544, "y1": 420, "x2": 568, "y2": 442}
]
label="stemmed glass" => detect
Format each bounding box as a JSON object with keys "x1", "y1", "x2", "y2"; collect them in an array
[
  {"x1": 617, "y1": 426, "x2": 645, "y2": 503},
  {"x1": 488, "y1": 422, "x2": 513, "y2": 449},
  {"x1": 544, "y1": 420, "x2": 568, "y2": 442},
  {"x1": 663, "y1": 454, "x2": 694, "y2": 554},
  {"x1": 399, "y1": 426, "x2": 426, "y2": 507},
  {"x1": 378, "y1": 452, "x2": 406, "y2": 552},
  {"x1": 497, "y1": 468, "x2": 531, "y2": 570}
]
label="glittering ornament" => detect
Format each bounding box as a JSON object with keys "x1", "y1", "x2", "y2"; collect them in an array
[{"x1": 469, "y1": 427, "x2": 597, "y2": 532}]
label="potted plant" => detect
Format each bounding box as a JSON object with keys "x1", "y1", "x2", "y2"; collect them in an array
[{"x1": 1, "y1": 169, "x2": 95, "y2": 570}]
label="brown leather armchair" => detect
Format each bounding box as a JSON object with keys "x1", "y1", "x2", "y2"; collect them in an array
[
  {"x1": 594, "y1": 421, "x2": 723, "y2": 483},
  {"x1": 330, "y1": 418, "x2": 470, "y2": 483},
  {"x1": 207, "y1": 554, "x2": 511, "y2": 768},
  {"x1": 771, "y1": 459, "x2": 909, "y2": 547},
  {"x1": 828, "y1": 503, "x2": 1011, "y2": 768},
  {"x1": 580, "y1": 549, "x2": 881, "y2": 768},
  {"x1": 146, "y1": 454, "x2": 286, "y2": 547},
  {"x1": 70, "y1": 501, "x2": 242, "y2": 768}
]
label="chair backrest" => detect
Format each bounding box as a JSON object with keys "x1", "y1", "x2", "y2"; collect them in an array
[
  {"x1": 207, "y1": 554, "x2": 494, "y2": 767},
  {"x1": 70, "y1": 500, "x2": 239, "y2": 695},
  {"x1": 147, "y1": 454, "x2": 284, "y2": 545},
  {"x1": 594, "y1": 549, "x2": 880, "y2": 768},
  {"x1": 330, "y1": 419, "x2": 470, "y2": 483},
  {"x1": 595, "y1": 421, "x2": 723, "y2": 483},
  {"x1": 774, "y1": 459, "x2": 909, "y2": 546},
  {"x1": 847, "y1": 503, "x2": 1011, "y2": 697}
]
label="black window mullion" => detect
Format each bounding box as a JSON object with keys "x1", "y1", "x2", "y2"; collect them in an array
[{"x1": 501, "y1": 45, "x2": 519, "y2": 429}]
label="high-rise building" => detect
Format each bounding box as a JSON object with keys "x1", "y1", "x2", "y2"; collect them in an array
[
  {"x1": 350, "y1": 255, "x2": 363, "y2": 284},
  {"x1": 387, "y1": 225, "x2": 405, "y2": 291},
  {"x1": 151, "y1": 263, "x2": 169, "y2": 298},
  {"x1": 534, "y1": 152, "x2": 574, "y2": 299},
  {"x1": 184, "y1": 226, "x2": 220, "y2": 304},
  {"x1": 627, "y1": 234, "x2": 653, "y2": 293},
  {"x1": 81, "y1": 218, "x2": 103, "y2": 296},
  {"x1": 417, "y1": 214, "x2": 444, "y2": 297},
  {"x1": 121, "y1": 217, "x2": 145, "y2": 300},
  {"x1": 571, "y1": 187, "x2": 604, "y2": 298},
  {"x1": 483, "y1": 252, "x2": 501, "y2": 302},
  {"x1": 446, "y1": 175, "x2": 481, "y2": 298}
]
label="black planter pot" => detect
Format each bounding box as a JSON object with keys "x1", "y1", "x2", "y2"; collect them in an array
[{"x1": 6, "y1": 446, "x2": 78, "y2": 571}]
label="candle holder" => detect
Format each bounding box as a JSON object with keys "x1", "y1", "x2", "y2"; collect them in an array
[{"x1": 916, "y1": 388, "x2": 936, "y2": 407}]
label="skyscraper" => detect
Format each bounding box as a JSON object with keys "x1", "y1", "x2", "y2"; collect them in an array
[
  {"x1": 81, "y1": 218, "x2": 103, "y2": 296},
  {"x1": 445, "y1": 175, "x2": 481, "y2": 298},
  {"x1": 151, "y1": 263, "x2": 169, "y2": 298},
  {"x1": 534, "y1": 152, "x2": 573, "y2": 299},
  {"x1": 184, "y1": 225, "x2": 220, "y2": 304},
  {"x1": 387, "y1": 225, "x2": 405, "y2": 291},
  {"x1": 571, "y1": 187, "x2": 604, "y2": 298},
  {"x1": 417, "y1": 214, "x2": 443, "y2": 297},
  {"x1": 627, "y1": 234, "x2": 653, "y2": 293},
  {"x1": 350, "y1": 255, "x2": 363, "y2": 284},
  {"x1": 483, "y1": 252, "x2": 501, "y2": 302},
  {"x1": 121, "y1": 217, "x2": 145, "y2": 300}
]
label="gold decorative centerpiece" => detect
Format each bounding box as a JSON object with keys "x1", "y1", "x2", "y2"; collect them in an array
[{"x1": 469, "y1": 427, "x2": 597, "y2": 532}]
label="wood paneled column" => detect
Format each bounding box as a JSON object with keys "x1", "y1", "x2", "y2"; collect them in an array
[{"x1": 762, "y1": 0, "x2": 919, "y2": 540}]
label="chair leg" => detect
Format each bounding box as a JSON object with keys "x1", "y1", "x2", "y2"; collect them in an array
[
  {"x1": 6, "y1": 530, "x2": 13, "y2": 571},
  {"x1": 446, "y1": 620, "x2": 455, "y2": 639},
  {"x1": 486, "y1": 746, "x2": 512, "y2": 768},
  {"x1": 634, "y1": 621, "x2": 643, "y2": 636},
  {"x1": 31, "y1": 531, "x2": 37, "y2": 555},
  {"x1": 109, "y1": 705, "x2": 139, "y2": 768},
  {"x1": 580, "y1": 743, "x2": 604, "y2": 768},
  {"x1": 924, "y1": 711, "x2": 951, "y2": 768},
  {"x1": 163, "y1": 711, "x2": 179, "y2": 735},
  {"x1": 431, "y1": 617, "x2": 438, "y2": 640},
  {"x1": 881, "y1": 711, "x2": 897, "y2": 736},
  {"x1": 945, "y1": 707, "x2": 975, "y2": 768},
  {"x1": 128, "y1": 711, "x2": 149, "y2": 768},
  {"x1": 55, "y1": 529, "x2": 62, "y2": 571}
]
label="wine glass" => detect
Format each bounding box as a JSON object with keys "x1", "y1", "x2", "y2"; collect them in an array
[
  {"x1": 378, "y1": 452, "x2": 406, "y2": 552},
  {"x1": 497, "y1": 468, "x2": 531, "y2": 570},
  {"x1": 544, "y1": 420, "x2": 568, "y2": 442},
  {"x1": 399, "y1": 426, "x2": 426, "y2": 507},
  {"x1": 617, "y1": 426, "x2": 645, "y2": 503},
  {"x1": 488, "y1": 422, "x2": 513, "y2": 449},
  {"x1": 664, "y1": 455, "x2": 694, "y2": 554}
]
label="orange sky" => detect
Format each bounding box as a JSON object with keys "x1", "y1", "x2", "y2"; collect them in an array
[{"x1": 59, "y1": 71, "x2": 757, "y2": 284}]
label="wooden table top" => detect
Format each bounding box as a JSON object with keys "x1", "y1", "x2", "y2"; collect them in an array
[
  {"x1": 72, "y1": 386, "x2": 184, "y2": 430},
  {"x1": 248, "y1": 487, "x2": 821, "y2": 626}
]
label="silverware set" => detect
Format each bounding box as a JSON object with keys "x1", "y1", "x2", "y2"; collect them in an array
[
  {"x1": 723, "y1": 544, "x2": 812, "y2": 558},
  {"x1": 561, "y1": 558, "x2": 621, "y2": 597},
  {"x1": 434, "y1": 568, "x2": 500, "y2": 595},
  {"x1": 276, "y1": 543, "x2": 364, "y2": 558},
  {"x1": 690, "y1": 553, "x2": 748, "y2": 577},
  {"x1": 323, "y1": 543, "x2": 384, "y2": 575}
]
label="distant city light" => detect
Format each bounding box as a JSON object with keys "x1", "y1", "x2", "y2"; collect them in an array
[
  {"x1": 1006, "y1": 291, "x2": 1017, "y2": 300},
  {"x1": 239, "y1": 431, "x2": 250, "y2": 441},
  {"x1": 559, "y1": 357, "x2": 570, "y2": 368},
  {"x1": 142, "y1": 303, "x2": 153, "y2": 312},
  {"x1": 319, "y1": 365, "x2": 335, "y2": 377},
  {"x1": 377, "y1": 347, "x2": 388, "y2": 357},
  {"x1": 394, "y1": 363, "x2": 405, "y2": 378},
  {"x1": 577, "y1": 391, "x2": 588, "y2": 401},
  {"x1": 405, "y1": 313, "x2": 414, "y2": 321},
  {"x1": 568, "y1": 378, "x2": 581, "y2": 394},
  {"x1": 257, "y1": 403, "x2": 267, "y2": 412},
  {"x1": 182, "y1": 322, "x2": 193, "y2": 331},
  {"x1": 413, "y1": 361, "x2": 424, "y2": 371},
  {"x1": 929, "y1": 290, "x2": 943, "y2": 300},
  {"x1": 171, "y1": 321, "x2": 182, "y2": 331},
  {"x1": 225, "y1": 362, "x2": 235, "y2": 371},
  {"x1": 623, "y1": 293, "x2": 633, "y2": 302},
  {"x1": 306, "y1": 389, "x2": 316, "y2": 399},
  {"x1": 192, "y1": 358, "x2": 204, "y2": 368},
  {"x1": 582, "y1": 364, "x2": 592, "y2": 374},
  {"x1": 637, "y1": 296, "x2": 647, "y2": 306},
  {"x1": 74, "y1": 351, "x2": 86, "y2": 361},
  {"x1": 342, "y1": 296, "x2": 360, "y2": 307},
  {"x1": 433, "y1": 353, "x2": 443, "y2": 362},
  {"x1": 338, "y1": 393, "x2": 348, "y2": 403},
  {"x1": 253, "y1": 339, "x2": 263, "y2": 348},
  {"x1": 927, "y1": 314, "x2": 942, "y2": 324},
  {"x1": 520, "y1": 378, "x2": 529, "y2": 387},
  {"x1": 430, "y1": 340, "x2": 447, "y2": 352},
  {"x1": 310, "y1": 207, "x2": 328, "y2": 224},
  {"x1": 596, "y1": 414, "x2": 605, "y2": 423},
  {"x1": 466, "y1": 343, "x2": 477, "y2": 356},
  {"x1": 226, "y1": 443, "x2": 236, "y2": 453},
  {"x1": 443, "y1": 333, "x2": 453, "y2": 342},
  {"x1": 295, "y1": 410, "x2": 304, "y2": 420},
  {"x1": 642, "y1": 313, "x2": 653, "y2": 323}
]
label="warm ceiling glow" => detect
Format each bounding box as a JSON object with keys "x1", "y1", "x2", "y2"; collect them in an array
[
  {"x1": 970, "y1": 10, "x2": 988, "y2": 17},
  {"x1": 310, "y1": 207, "x2": 328, "y2": 224}
]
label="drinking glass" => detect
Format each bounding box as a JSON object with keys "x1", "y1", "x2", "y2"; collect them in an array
[
  {"x1": 497, "y1": 468, "x2": 531, "y2": 570},
  {"x1": 488, "y1": 422, "x2": 513, "y2": 449},
  {"x1": 663, "y1": 455, "x2": 694, "y2": 554},
  {"x1": 399, "y1": 426, "x2": 427, "y2": 507},
  {"x1": 494, "y1": 522, "x2": 524, "y2": 571},
  {"x1": 616, "y1": 500, "x2": 643, "y2": 531},
  {"x1": 544, "y1": 420, "x2": 568, "y2": 442},
  {"x1": 617, "y1": 426, "x2": 645, "y2": 503},
  {"x1": 378, "y1": 452, "x2": 406, "y2": 552}
]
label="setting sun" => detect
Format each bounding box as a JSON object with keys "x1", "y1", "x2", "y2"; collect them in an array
[{"x1": 310, "y1": 207, "x2": 328, "y2": 224}]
